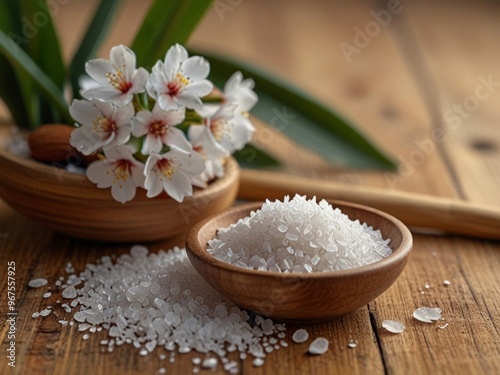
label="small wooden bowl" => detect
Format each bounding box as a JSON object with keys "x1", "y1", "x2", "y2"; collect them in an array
[
  {"x1": 0, "y1": 143, "x2": 239, "y2": 242},
  {"x1": 186, "y1": 201, "x2": 413, "y2": 323}
]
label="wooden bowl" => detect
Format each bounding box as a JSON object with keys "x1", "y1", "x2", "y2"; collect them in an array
[
  {"x1": 186, "y1": 201, "x2": 413, "y2": 323},
  {"x1": 0, "y1": 143, "x2": 239, "y2": 242}
]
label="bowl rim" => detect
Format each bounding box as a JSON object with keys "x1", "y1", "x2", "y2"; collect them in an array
[
  {"x1": 186, "y1": 200, "x2": 413, "y2": 280},
  {"x1": 0, "y1": 138, "x2": 239, "y2": 199}
]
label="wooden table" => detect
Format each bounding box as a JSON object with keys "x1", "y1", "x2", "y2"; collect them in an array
[{"x1": 1, "y1": 0, "x2": 499, "y2": 374}]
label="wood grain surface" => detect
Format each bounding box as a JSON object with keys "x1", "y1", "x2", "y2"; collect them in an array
[{"x1": 1, "y1": 0, "x2": 499, "y2": 374}]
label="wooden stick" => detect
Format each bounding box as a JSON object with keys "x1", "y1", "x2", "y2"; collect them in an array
[{"x1": 239, "y1": 169, "x2": 500, "y2": 240}]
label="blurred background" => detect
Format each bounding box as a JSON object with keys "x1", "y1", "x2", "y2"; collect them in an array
[{"x1": 2, "y1": 0, "x2": 499, "y2": 202}]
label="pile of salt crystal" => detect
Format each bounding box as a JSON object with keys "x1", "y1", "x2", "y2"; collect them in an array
[
  {"x1": 208, "y1": 195, "x2": 392, "y2": 273},
  {"x1": 31, "y1": 246, "x2": 287, "y2": 374}
]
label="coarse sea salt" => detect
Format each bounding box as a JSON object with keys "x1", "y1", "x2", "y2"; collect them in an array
[
  {"x1": 292, "y1": 329, "x2": 309, "y2": 343},
  {"x1": 28, "y1": 278, "x2": 48, "y2": 288},
  {"x1": 31, "y1": 246, "x2": 287, "y2": 374},
  {"x1": 208, "y1": 195, "x2": 392, "y2": 273},
  {"x1": 413, "y1": 307, "x2": 442, "y2": 323},
  {"x1": 308, "y1": 338, "x2": 329, "y2": 355},
  {"x1": 382, "y1": 319, "x2": 405, "y2": 333}
]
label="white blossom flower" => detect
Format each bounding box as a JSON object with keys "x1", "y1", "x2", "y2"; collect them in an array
[
  {"x1": 144, "y1": 146, "x2": 205, "y2": 202},
  {"x1": 197, "y1": 103, "x2": 254, "y2": 154},
  {"x1": 86, "y1": 146, "x2": 145, "y2": 203},
  {"x1": 188, "y1": 125, "x2": 227, "y2": 182},
  {"x1": 223, "y1": 71, "x2": 258, "y2": 112},
  {"x1": 146, "y1": 44, "x2": 213, "y2": 111},
  {"x1": 70, "y1": 99, "x2": 134, "y2": 155},
  {"x1": 83, "y1": 44, "x2": 148, "y2": 107},
  {"x1": 132, "y1": 102, "x2": 189, "y2": 155}
]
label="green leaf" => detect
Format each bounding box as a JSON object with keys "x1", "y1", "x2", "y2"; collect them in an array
[
  {"x1": 19, "y1": 0, "x2": 66, "y2": 124},
  {"x1": 132, "y1": 0, "x2": 213, "y2": 69},
  {"x1": 234, "y1": 144, "x2": 281, "y2": 169},
  {"x1": 0, "y1": 30, "x2": 71, "y2": 125},
  {"x1": 70, "y1": 0, "x2": 122, "y2": 98},
  {"x1": 0, "y1": 1, "x2": 32, "y2": 127},
  {"x1": 192, "y1": 50, "x2": 397, "y2": 171}
]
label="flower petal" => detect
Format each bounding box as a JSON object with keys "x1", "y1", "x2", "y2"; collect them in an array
[
  {"x1": 164, "y1": 44, "x2": 188, "y2": 80},
  {"x1": 69, "y1": 99, "x2": 102, "y2": 126},
  {"x1": 86, "y1": 161, "x2": 114, "y2": 187},
  {"x1": 180, "y1": 56, "x2": 210, "y2": 81},
  {"x1": 163, "y1": 170, "x2": 192, "y2": 202},
  {"x1": 110, "y1": 177, "x2": 137, "y2": 203},
  {"x1": 109, "y1": 45, "x2": 136, "y2": 79},
  {"x1": 85, "y1": 59, "x2": 114, "y2": 86},
  {"x1": 183, "y1": 80, "x2": 213, "y2": 97},
  {"x1": 158, "y1": 94, "x2": 181, "y2": 111},
  {"x1": 70, "y1": 126, "x2": 103, "y2": 155},
  {"x1": 175, "y1": 93, "x2": 203, "y2": 110}
]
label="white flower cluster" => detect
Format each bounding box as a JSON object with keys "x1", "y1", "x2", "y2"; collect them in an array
[{"x1": 69, "y1": 44, "x2": 257, "y2": 203}]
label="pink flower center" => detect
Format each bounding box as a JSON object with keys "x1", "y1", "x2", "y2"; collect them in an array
[
  {"x1": 156, "y1": 158, "x2": 175, "y2": 179},
  {"x1": 112, "y1": 160, "x2": 132, "y2": 183},
  {"x1": 209, "y1": 118, "x2": 229, "y2": 142},
  {"x1": 167, "y1": 72, "x2": 189, "y2": 96},
  {"x1": 106, "y1": 68, "x2": 132, "y2": 93},
  {"x1": 93, "y1": 116, "x2": 116, "y2": 136},
  {"x1": 149, "y1": 120, "x2": 167, "y2": 137}
]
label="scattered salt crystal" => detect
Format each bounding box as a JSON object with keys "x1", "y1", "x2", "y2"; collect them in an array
[
  {"x1": 208, "y1": 195, "x2": 392, "y2": 273},
  {"x1": 43, "y1": 292, "x2": 52, "y2": 298},
  {"x1": 438, "y1": 323, "x2": 449, "y2": 330},
  {"x1": 78, "y1": 323, "x2": 91, "y2": 331},
  {"x1": 62, "y1": 285, "x2": 77, "y2": 299},
  {"x1": 202, "y1": 358, "x2": 218, "y2": 369},
  {"x1": 382, "y1": 320, "x2": 405, "y2": 333},
  {"x1": 28, "y1": 278, "x2": 48, "y2": 288},
  {"x1": 252, "y1": 358, "x2": 264, "y2": 367},
  {"x1": 32, "y1": 246, "x2": 286, "y2": 373},
  {"x1": 292, "y1": 329, "x2": 309, "y2": 343},
  {"x1": 39, "y1": 309, "x2": 52, "y2": 317},
  {"x1": 82, "y1": 334, "x2": 89, "y2": 340},
  {"x1": 443, "y1": 280, "x2": 451, "y2": 287},
  {"x1": 191, "y1": 357, "x2": 201, "y2": 365},
  {"x1": 158, "y1": 368, "x2": 166, "y2": 374},
  {"x1": 308, "y1": 338, "x2": 329, "y2": 355},
  {"x1": 348, "y1": 340, "x2": 357, "y2": 348},
  {"x1": 32, "y1": 312, "x2": 40, "y2": 319},
  {"x1": 413, "y1": 307, "x2": 442, "y2": 323}
]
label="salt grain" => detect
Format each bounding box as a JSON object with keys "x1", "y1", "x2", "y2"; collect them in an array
[
  {"x1": 43, "y1": 292, "x2": 52, "y2": 298},
  {"x1": 28, "y1": 278, "x2": 48, "y2": 288},
  {"x1": 413, "y1": 307, "x2": 442, "y2": 323},
  {"x1": 292, "y1": 329, "x2": 309, "y2": 343},
  {"x1": 348, "y1": 340, "x2": 357, "y2": 348},
  {"x1": 308, "y1": 338, "x2": 329, "y2": 355},
  {"x1": 202, "y1": 358, "x2": 218, "y2": 369},
  {"x1": 443, "y1": 280, "x2": 451, "y2": 287},
  {"x1": 208, "y1": 195, "x2": 392, "y2": 273},
  {"x1": 382, "y1": 320, "x2": 405, "y2": 333},
  {"x1": 31, "y1": 246, "x2": 286, "y2": 374},
  {"x1": 62, "y1": 285, "x2": 77, "y2": 299}
]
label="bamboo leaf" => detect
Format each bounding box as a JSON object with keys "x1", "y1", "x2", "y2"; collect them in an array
[
  {"x1": 0, "y1": 1, "x2": 31, "y2": 127},
  {"x1": 18, "y1": 0, "x2": 66, "y2": 125},
  {"x1": 192, "y1": 50, "x2": 397, "y2": 171},
  {"x1": 19, "y1": 0, "x2": 66, "y2": 89},
  {"x1": 132, "y1": 0, "x2": 213, "y2": 69},
  {"x1": 70, "y1": 0, "x2": 122, "y2": 98},
  {"x1": 234, "y1": 144, "x2": 281, "y2": 169},
  {"x1": 0, "y1": 31, "x2": 71, "y2": 125}
]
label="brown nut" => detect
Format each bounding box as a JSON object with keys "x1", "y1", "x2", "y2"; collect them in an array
[{"x1": 28, "y1": 124, "x2": 98, "y2": 166}]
